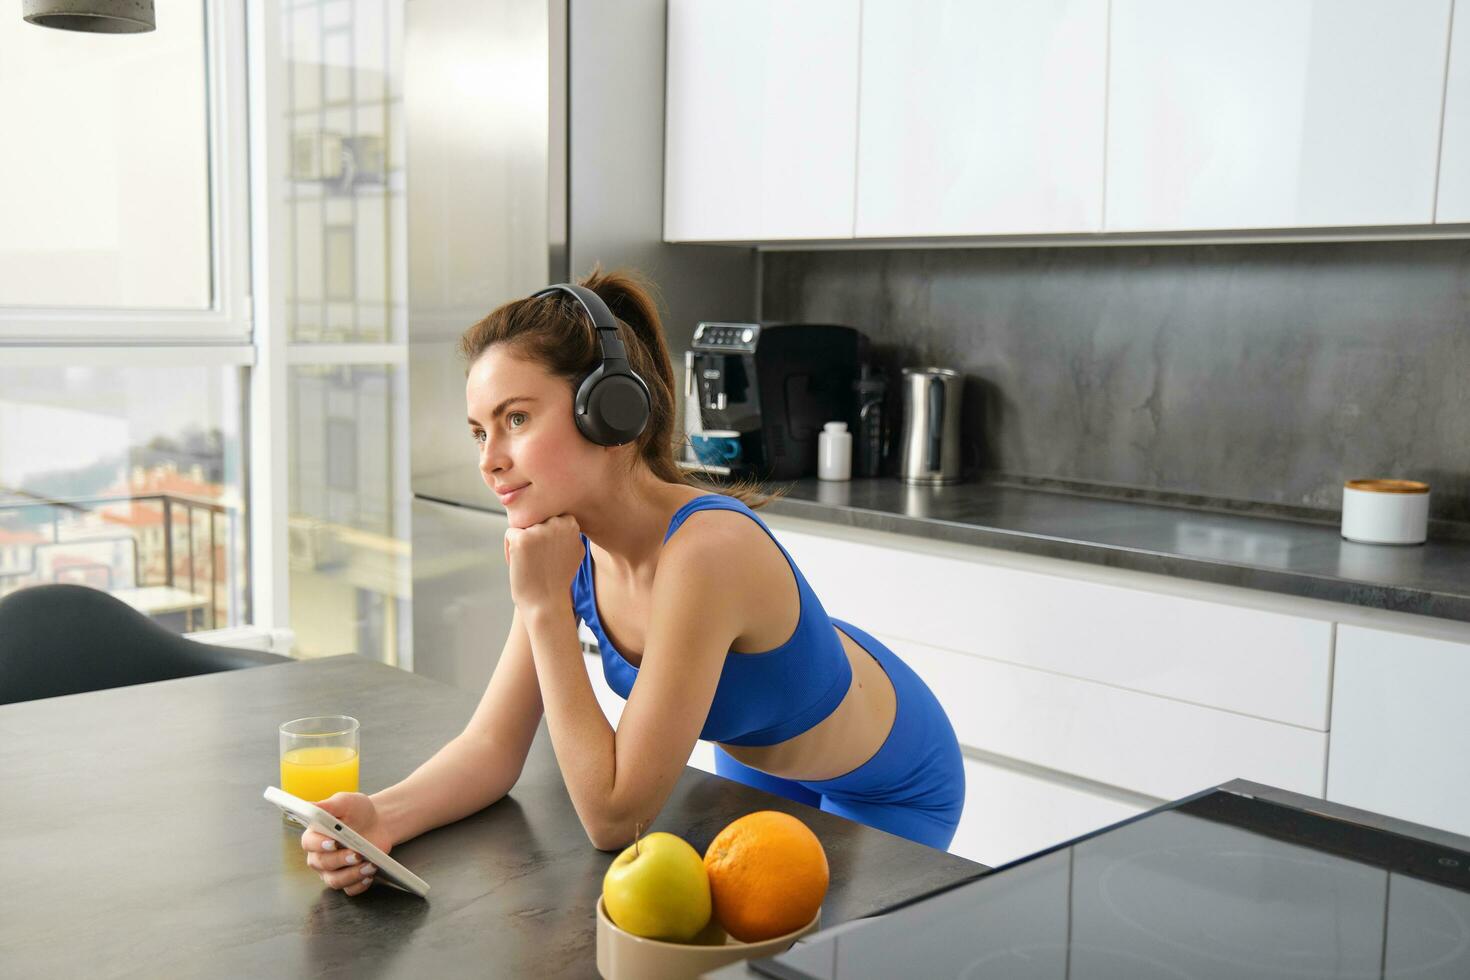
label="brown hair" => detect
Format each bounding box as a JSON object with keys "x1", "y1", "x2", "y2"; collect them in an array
[{"x1": 458, "y1": 265, "x2": 778, "y2": 509}]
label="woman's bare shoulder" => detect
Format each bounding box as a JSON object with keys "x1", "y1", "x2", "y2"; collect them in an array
[{"x1": 660, "y1": 504, "x2": 783, "y2": 583}]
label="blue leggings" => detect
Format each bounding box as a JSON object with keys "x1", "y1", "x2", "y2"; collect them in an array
[{"x1": 714, "y1": 618, "x2": 965, "y2": 851}]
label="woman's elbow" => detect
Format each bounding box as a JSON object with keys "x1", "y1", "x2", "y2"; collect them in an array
[
  {"x1": 587, "y1": 823, "x2": 633, "y2": 852},
  {"x1": 586, "y1": 807, "x2": 642, "y2": 851}
]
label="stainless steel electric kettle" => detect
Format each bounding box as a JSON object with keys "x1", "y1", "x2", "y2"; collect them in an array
[{"x1": 898, "y1": 367, "x2": 963, "y2": 484}]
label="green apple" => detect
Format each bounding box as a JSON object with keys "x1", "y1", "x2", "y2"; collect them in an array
[{"x1": 602, "y1": 831, "x2": 712, "y2": 942}]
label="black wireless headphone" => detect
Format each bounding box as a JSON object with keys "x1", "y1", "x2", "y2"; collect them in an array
[{"x1": 532, "y1": 283, "x2": 652, "y2": 446}]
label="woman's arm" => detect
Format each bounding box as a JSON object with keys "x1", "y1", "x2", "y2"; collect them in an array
[
  {"x1": 370, "y1": 606, "x2": 546, "y2": 846},
  {"x1": 519, "y1": 525, "x2": 745, "y2": 851},
  {"x1": 601, "y1": 535, "x2": 745, "y2": 847}
]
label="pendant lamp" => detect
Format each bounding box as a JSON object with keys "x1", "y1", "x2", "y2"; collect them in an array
[{"x1": 23, "y1": 0, "x2": 155, "y2": 33}]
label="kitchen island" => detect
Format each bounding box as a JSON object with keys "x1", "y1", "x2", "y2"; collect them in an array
[{"x1": 0, "y1": 655, "x2": 986, "y2": 978}]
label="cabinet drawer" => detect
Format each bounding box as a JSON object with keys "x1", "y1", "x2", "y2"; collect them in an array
[
  {"x1": 775, "y1": 524, "x2": 1332, "y2": 729},
  {"x1": 1328, "y1": 625, "x2": 1470, "y2": 837},
  {"x1": 885, "y1": 632, "x2": 1327, "y2": 801},
  {"x1": 952, "y1": 754, "x2": 1149, "y2": 868}
]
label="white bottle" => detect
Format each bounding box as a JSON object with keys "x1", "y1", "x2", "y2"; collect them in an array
[{"x1": 817, "y1": 420, "x2": 852, "y2": 481}]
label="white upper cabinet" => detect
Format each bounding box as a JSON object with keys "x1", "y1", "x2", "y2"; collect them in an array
[
  {"x1": 1437, "y1": 1, "x2": 1470, "y2": 222},
  {"x1": 663, "y1": 0, "x2": 1463, "y2": 243},
  {"x1": 1105, "y1": 0, "x2": 1452, "y2": 232},
  {"x1": 855, "y1": 0, "x2": 1107, "y2": 237},
  {"x1": 663, "y1": 0, "x2": 860, "y2": 242}
]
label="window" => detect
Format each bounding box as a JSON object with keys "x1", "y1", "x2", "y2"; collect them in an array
[
  {"x1": 0, "y1": 1, "x2": 412, "y2": 664},
  {"x1": 287, "y1": 364, "x2": 409, "y2": 664},
  {"x1": 0, "y1": 2, "x2": 249, "y2": 342},
  {"x1": 0, "y1": 3, "x2": 253, "y2": 633},
  {"x1": 283, "y1": 0, "x2": 405, "y2": 345},
  {"x1": 0, "y1": 359, "x2": 249, "y2": 632},
  {"x1": 271, "y1": 0, "x2": 411, "y2": 663},
  {"x1": 0, "y1": 7, "x2": 211, "y2": 310}
]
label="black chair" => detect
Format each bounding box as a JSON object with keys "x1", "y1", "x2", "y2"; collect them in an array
[{"x1": 0, "y1": 584, "x2": 291, "y2": 706}]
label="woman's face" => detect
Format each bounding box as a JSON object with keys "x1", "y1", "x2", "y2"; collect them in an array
[{"x1": 466, "y1": 346, "x2": 607, "y2": 529}]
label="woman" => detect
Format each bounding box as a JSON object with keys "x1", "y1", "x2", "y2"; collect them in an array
[{"x1": 301, "y1": 268, "x2": 965, "y2": 896}]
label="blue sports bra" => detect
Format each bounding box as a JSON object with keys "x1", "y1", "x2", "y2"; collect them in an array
[{"x1": 570, "y1": 493, "x2": 853, "y2": 747}]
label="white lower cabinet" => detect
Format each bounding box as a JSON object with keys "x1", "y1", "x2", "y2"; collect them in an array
[
  {"x1": 582, "y1": 636, "x2": 626, "y2": 728},
  {"x1": 1327, "y1": 625, "x2": 1470, "y2": 837},
  {"x1": 886, "y1": 631, "x2": 1327, "y2": 801},
  {"x1": 951, "y1": 754, "x2": 1150, "y2": 868},
  {"x1": 774, "y1": 523, "x2": 1333, "y2": 730},
  {"x1": 764, "y1": 516, "x2": 1341, "y2": 860},
  {"x1": 687, "y1": 741, "x2": 718, "y2": 775}
]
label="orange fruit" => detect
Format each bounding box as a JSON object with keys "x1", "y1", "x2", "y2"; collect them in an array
[{"x1": 703, "y1": 810, "x2": 829, "y2": 942}]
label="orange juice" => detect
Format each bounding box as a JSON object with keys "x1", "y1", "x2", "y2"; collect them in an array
[{"x1": 280, "y1": 745, "x2": 360, "y2": 802}]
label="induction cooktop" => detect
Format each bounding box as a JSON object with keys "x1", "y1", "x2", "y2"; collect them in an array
[{"x1": 751, "y1": 781, "x2": 1470, "y2": 980}]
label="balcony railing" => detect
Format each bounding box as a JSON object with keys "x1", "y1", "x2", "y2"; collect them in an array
[{"x1": 0, "y1": 491, "x2": 232, "y2": 631}]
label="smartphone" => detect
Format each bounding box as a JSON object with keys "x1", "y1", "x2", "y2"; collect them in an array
[{"x1": 264, "y1": 786, "x2": 429, "y2": 898}]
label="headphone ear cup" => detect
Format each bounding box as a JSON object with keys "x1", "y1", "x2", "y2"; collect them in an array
[{"x1": 576, "y1": 368, "x2": 651, "y2": 446}]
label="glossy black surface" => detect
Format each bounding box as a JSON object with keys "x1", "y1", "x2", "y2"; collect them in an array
[
  {"x1": 764, "y1": 477, "x2": 1470, "y2": 624},
  {"x1": 0, "y1": 656, "x2": 984, "y2": 978},
  {"x1": 754, "y1": 784, "x2": 1470, "y2": 980}
]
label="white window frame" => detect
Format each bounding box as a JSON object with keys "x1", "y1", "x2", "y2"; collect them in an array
[
  {"x1": 0, "y1": 0, "x2": 253, "y2": 344},
  {"x1": 0, "y1": 346, "x2": 253, "y2": 368},
  {"x1": 246, "y1": 0, "x2": 410, "y2": 635},
  {"x1": 187, "y1": 624, "x2": 297, "y2": 656},
  {"x1": 247, "y1": 0, "x2": 288, "y2": 632}
]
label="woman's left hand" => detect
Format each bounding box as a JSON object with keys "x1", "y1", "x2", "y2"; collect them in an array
[{"x1": 504, "y1": 514, "x2": 584, "y2": 616}]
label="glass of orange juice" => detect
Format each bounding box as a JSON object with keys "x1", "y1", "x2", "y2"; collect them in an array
[{"x1": 279, "y1": 715, "x2": 360, "y2": 825}]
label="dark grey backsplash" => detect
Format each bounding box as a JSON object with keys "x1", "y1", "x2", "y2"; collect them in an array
[{"x1": 760, "y1": 241, "x2": 1470, "y2": 525}]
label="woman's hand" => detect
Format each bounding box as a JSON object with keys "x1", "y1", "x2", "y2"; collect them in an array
[
  {"x1": 504, "y1": 514, "x2": 583, "y2": 616},
  {"x1": 300, "y1": 792, "x2": 395, "y2": 897}
]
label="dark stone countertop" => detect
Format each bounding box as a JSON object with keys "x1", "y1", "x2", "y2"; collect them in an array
[
  {"x1": 0, "y1": 655, "x2": 984, "y2": 979},
  {"x1": 759, "y1": 477, "x2": 1470, "y2": 625}
]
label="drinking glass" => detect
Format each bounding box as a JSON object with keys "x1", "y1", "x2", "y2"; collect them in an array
[{"x1": 278, "y1": 715, "x2": 360, "y2": 825}]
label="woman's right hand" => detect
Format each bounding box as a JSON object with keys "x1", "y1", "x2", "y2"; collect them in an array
[{"x1": 300, "y1": 792, "x2": 395, "y2": 897}]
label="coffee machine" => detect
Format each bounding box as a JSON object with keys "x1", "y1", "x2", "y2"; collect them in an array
[{"x1": 684, "y1": 322, "x2": 867, "y2": 481}]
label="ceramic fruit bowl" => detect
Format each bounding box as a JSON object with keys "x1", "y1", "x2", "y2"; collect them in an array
[{"x1": 595, "y1": 896, "x2": 821, "y2": 980}]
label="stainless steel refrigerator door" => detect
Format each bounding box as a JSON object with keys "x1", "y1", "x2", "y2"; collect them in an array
[
  {"x1": 406, "y1": 0, "x2": 565, "y2": 502},
  {"x1": 410, "y1": 497, "x2": 516, "y2": 694},
  {"x1": 403, "y1": 0, "x2": 759, "y2": 694}
]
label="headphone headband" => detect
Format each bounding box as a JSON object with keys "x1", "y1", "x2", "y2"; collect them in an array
[{"x1": 532, "y1": 283, "x2": 630, "y2": 363}]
